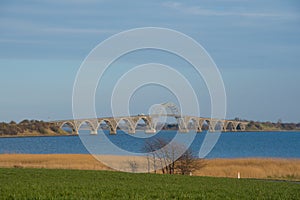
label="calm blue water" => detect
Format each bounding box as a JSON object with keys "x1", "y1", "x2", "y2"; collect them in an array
[{"x1": 0, "y1": 131, "x2": 299, "y2": 158}]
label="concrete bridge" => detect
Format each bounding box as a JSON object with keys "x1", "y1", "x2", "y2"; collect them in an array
[{"x1": 51, "y1": 114, "x2": 248, "y2": 135}]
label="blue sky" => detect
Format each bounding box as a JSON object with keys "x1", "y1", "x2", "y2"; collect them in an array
[{"x1": 0, "y1": 0, "x2": 300, "y2": 122}]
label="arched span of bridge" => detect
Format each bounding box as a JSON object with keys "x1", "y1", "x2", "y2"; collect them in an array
[
  {"x1": 184, "y1": 117, "x2": 201, "y2": 132},
  {"x1": 225, "y1": 121, "x2": 235, "y2": 131},
  {"x1": 236, "y1": 122, "x2": 247, "y2": 131},
  {"x1": 187, "y1": 117, "x2": 199, "y2": 129},
  {"x1": 198, "y1": 119, "x2": 206, "y2": 132},
  {"x1": 132, "y1": 116, "x2": 152, "y2": 131},
  {"x1": 203, "y1": 119, "x2": 215, "y2": 132},
  {"x1": 214, "y1": 120, "x2": 225, "y2": 132},
  {"x1": 59, "y1": 121, "x2": 76, "y2": 134},
  {"x1": 224, "y1": 121, "x2": 247, "y2": 132},
  {"x1": 163, "y1": 102, "x2": 189, "y2": 132},
  {"x1": 196, "y1": 119, "x2": 225, "y2": 132},
  {"x1": 77, "y1": 120, "x2": 98, "y2": 135},
  {"x1": 116, "y1": 118, "x2": 135, "y2": 134},
  {"x1": 98, "y1": 119, "x2": 117, "y2": 134}
]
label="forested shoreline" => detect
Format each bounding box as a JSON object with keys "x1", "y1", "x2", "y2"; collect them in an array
[
  {"x1": 245, "y1": 120, "x2": 300, "y2": 131},
  {"x1": 0, "y1": 120, "x2": 66, "y2": 136}
]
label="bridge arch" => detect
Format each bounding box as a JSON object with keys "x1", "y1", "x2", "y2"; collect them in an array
[
  {"x1": 186, "y1": 117, "x2": 199, "y2": 131},
  {"x1": 236, "y1": 122, "x2": 246, "y2": 131},
  {"x1": 225, "y1": 121, "x2": 238, "y2": 132},
  {"x1": 134, "y1": 116, "x2": 152, "y2": 130},
  {"x1": 225, "y1": 121, "x2": 233, "y2": 131},
  {"x1": 116, "y1": 118, "x2": 135, "y2": 134},
  {"x1": 59, "y1": 121, "x2": 76, "y2": 134},
  {"x1": 199, "y1": 120, "x2": 209, "y2": 131},
  {"x1": 204, "y1": 119, "x2": 214, "y2": 132},
  {"x1": 77, "y1": 120, "x2": 97, "y2": 134},
  {"x1": 214, "y1": 120, "x2": 225, "y2": 131},
  {"x1": 98, "y1": 119, "x2": 116, "y2": 134}
]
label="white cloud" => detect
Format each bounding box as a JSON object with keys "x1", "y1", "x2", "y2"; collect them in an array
[
  {"x1": 29, "y1": 0, "x2": 102, "y2": 4},
  {"x1": 44, "y1": 27, "x2": 117, "y2": 34},
  {"x1": 0, "y1": 39, "x2": 48, "y2": 44},
  {"x1": 162, "y1": 1, "x2": 296, "y2": 19}
]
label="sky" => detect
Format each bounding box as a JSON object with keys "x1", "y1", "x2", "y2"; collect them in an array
[{"x1": 0, "y1": 0, "x2": 300, "y2": 123}]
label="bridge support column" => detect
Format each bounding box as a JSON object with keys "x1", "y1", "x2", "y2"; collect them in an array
[
  {"x1": 232, "y1": 122, "x2": 239, "y2": 132},
  {"x1": 196, "y1": 119, "x2": 204, "y2": 133},
  {"x1": 90, "y1": 129, "x2": 98, "y2": 135},
  {"x1": 240, "y1": 123, "x2": 246, "y2": 131},
  {"x1": 127, "y1": 130, "x2": 136, "y2": 134},
  {"x1": 196, "y1": 126, "x2": 202, "y2": 133},
  {"x1": 222, "y1": 122, "x2": 227, "y2": 132},
  {"x1": 177, "y1": 117, "x2": 189, "y2": 133},
  {"x1": 145, "y1": 128, "x2": 156, "y2": 134},
  {"x1": 179, "y1": 128, "x2": 189, "y2": 133},
  {"x1": 109, "y1": 128, "x2": 117, "y2": 135},
  {"x1": 219, "y1": 121, "x2": 226, "y2": 132},
  {"x1": 208, "y1": 120, "x2": 216, "y2": 132}
]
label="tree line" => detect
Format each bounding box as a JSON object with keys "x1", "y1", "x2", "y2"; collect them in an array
[
  {"x1": 246, "y1": 120, "x2": 300, "y2": 131},
  {"x1": 0, "y1": 120, "x2": 64, "y2": 136}
]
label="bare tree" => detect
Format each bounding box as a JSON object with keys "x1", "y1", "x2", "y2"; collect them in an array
[
  {"x1": 143, "y1": 138, "x2": 188, "y2": 175},
  {"x1": 175, "y1": 149, "x2": 205, "y2": 175},
  {"x1": 144, "y1": 139, "x2": 158, "y2": 173},
  {"x1": 127, "y1": 160, "x2": 138, "y2": 173}
]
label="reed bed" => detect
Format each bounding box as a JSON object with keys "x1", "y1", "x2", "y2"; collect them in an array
[{"x1": 0, "y1": 154, "x2": 299, "y2": 180}]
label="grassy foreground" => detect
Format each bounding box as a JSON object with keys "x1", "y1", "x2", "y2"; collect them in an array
[{"x1": 0, "y1": 168, "x2": 299, "y2": 199}]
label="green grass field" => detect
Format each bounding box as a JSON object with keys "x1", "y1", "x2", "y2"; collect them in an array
[{"x1": 0, "y1": 168, "x2": 299, "y2": 199}]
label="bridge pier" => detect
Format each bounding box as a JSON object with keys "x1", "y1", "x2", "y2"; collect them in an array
[
  {"x1": 207, "y1": 120, "x2": 216, "y2": 132},
  {"x1": 232, "y1": 122, "x2": 239, "y2": 132},
  {"x1": 239, "y1": 123, "x2": 247, "y2": 131},
  {"x1": 196, "y1": 127, "x2": 202, "y2": 133},
  {"x1": 177, "y1": 117, "x2": 189, "y2": 133},
  {"x1": 90, "y1": 129, "x2": 98, "y2": 135},
  {"x1": 128, "y1": 130, "x2": 136, "y2": 134},
  {"x1": 196, "y1": 119, "x2": 204, "y2": 133},
  {"x1": 179, "y1": 128, "x2": 189, "y2": 133},
  {"x1": 145, "y1": 128, "x2": 156, "y2": 134},
  {"x1": 241, "y1": 124, "x2": 246, "y2": 131},
  {"x1": 222, "y1": 124, "x2": 227, "y2": 132},
  {"x1": 109, "y1": 129, "x2": 117, "y2": 135}
]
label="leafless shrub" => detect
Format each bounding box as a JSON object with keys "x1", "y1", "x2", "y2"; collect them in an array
[
  {"x1": 143, "y1": 138, "x2": 200, "y2": 175},
  {"x1": 127, "y1": 160, "x2": 138, "y2": 173}
]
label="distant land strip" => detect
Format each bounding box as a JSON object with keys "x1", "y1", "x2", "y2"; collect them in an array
[{"x1": 0, "y1": 119, "x2": 300, "y2": 137}]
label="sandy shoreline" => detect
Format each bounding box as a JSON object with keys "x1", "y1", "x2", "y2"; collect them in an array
[{"x1": 0, "y1": 154, "x2": 300, "y2": 180}]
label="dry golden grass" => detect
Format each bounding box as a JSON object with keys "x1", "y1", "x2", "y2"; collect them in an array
[
  {"x1": 194, "y1": 158, "x2": 300, "y2": 180},
  {"x1": 0, "y1": 154, "x2": 110, "y2": 170},
  {"x1": 0, "y1": 154, "x2": 299, "y2": 180}
]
